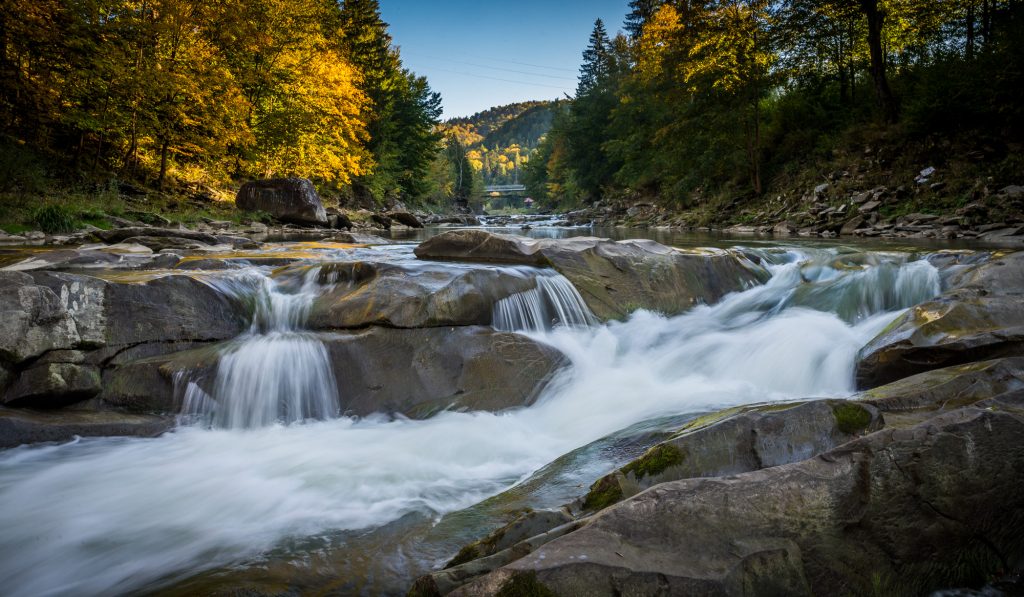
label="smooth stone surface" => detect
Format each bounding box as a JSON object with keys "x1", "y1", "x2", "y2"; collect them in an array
[
  {"x1": 856, "y1": 251, "x2": 1024, "y2": 388},
  {"x1": 306, "y1": 261, "x2": 541, "y2": 330},
  {"x1": 414, "y1": 230, "x2": 766, "y2": 320},
  {"x1": 101, "y1": 327, "x2": 567, "y2": 418},
  {"x1": 0, "y1": 408, "x2": 173, "y2": 449},
  {"x1": 450, "y1": 406, "x2": 1024, "y2": 597},
  {"x1": 236, "y1": 177, "x2": 328, "y2": 226},
  {"x1": 3, "y1": 362, "x2": 101, "y2": 408}
]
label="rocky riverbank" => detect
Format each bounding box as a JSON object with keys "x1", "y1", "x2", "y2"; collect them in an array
[{"x1": 410, "y1": 251, "x2": 1024, "y2": 596}]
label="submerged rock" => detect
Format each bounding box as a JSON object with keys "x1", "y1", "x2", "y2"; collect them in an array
[
  {"x1": 414, "y1": 230, "x2": 766, "y2": 320},
  {"x1": 856, "y1": 251, "x2": 1024, "y2": 388},
  {"x1": 235, "y1": 178, "x2": 328, "y2": 226},
  {"x1": 448, "y1": 405, "x2": 1024, "y2": 596}
]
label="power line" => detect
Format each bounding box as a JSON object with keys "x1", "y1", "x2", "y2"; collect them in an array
[
  {"x1": 409, "y1": 55, "x2": 578, "y2": 82},
  {"x1": 412, "y1": 52, "x2": 579, "y2": 74},
  {"x1": 409, "y1": 65, "x2": 572, "y2": 90}
]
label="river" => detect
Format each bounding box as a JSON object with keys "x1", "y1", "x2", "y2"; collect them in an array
[{"x1": 0, "y1": 226, "x2": 950, "y2": 595}]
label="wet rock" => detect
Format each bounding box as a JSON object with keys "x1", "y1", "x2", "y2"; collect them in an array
[
  {"x1": 773, "y1": 221, "x2": 795, "y2": 236},
  {"x1": 102, "y1": 327, "x2": 566, "y2": 418},
  {"x1": 122, "y1": 236, "x2": 212, "y2": 252},
  {"x1": 450, "y1": 407, "x2": 1024, "y2": 597},
  {"x1": 859, "y1": 357, "x2": 1024, "y2": 418},
  {"x1": 388, "y1": 211, "x2": 424, "y2": 228},
  {"x1": 236, "y1": 178, "x2": 328, "y2": 226},
  {"x1": 329, "y1": 232, "x2": 390, "y2": 245},
  {"x1": 4, "y1": 363, "x2": 101, "y2": 408},
  {"x1": 414, "y1": 230, "x2": 767, "y2": 321},
  {"x1": 307, "y1": 261, "x2": 540, "y2": 329},
  {"x1": 856, "y1": 252, "x2": 1024, "y2": 388},
  {"x1": 576, "y1": 399, "x2": 882, "y2": 514},
  {"x1": 371, "y1": 213, "x2": 392, "y2": 229},
  {"x1": 0, "y1": 408, "x2": 172, "y2": 449},
  {"x1": 95, "y1": 227, "x2": 220, "y2": 245}
]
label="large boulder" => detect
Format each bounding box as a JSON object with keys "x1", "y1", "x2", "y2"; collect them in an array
[
  {"x1": 306, "y1": 261, "x2": 541, "y2": 330},
  {"x1": 448, "y1": 405, "x2": 1024, "y2": 596},
  {"x1": 102, "y1": 327, "x2": 567, "y2": 418},
  {"x1": 0, "y1": 271, "x2": 81, "y2": 364},
  {"x1": 414, "y1": 230, "x2": 767, "y2": 320},
  {"x1": 856, "y1": 251, "x2": 1024, "y2": 389},
  {"x1": 235, "y1": 178, "x2": 328, "y2": 226},
  {"x1": 95, "y1": 227, "x2": 220, "y2": 245}
]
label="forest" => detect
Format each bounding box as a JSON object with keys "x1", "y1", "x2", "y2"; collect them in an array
[
  {"x1": 525, "y1": 0, "x2": 1024, "y2": 213},
  {"x1": 0, "y1": 0, "x2": 445, "y2": 222}
]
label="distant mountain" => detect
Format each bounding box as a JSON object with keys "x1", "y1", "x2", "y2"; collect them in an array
[{"x1": 443, "y1": 101, "x2": 557, "y2": 185}]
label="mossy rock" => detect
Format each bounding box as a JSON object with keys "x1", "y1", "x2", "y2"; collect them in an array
[
  {"x1": 495, "y1": 572, "x2": 557, "y2": 597},
  {"x1": 621, "y1": 443, "x2": 686, "y2": 480},
  {"x1": 832, "y1": 402, "x2": 873, "y2": 435},
  {"x1": 582, "y1": 475, "x2": 624, "y2": 512}
]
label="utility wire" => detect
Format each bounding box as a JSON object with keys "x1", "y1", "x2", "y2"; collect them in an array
[
  {"x1": 406, "y1": 65, "x2": 572, "y2": 89},
  {"x1": 410, "y1": 52, "x2": 579, "y2": 74},
  {"x1": 409, "y1": 55, "x2": 578, "y2": 81}
]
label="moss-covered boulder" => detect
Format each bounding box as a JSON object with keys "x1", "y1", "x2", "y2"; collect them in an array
[
  {"x1": 414, "y1": 230, "x2": 767, "y2": 320},
  {"x1": 450, "y1": 405, "x2": 1024, "y2": 596},
  {"x1": 576, "y1": 399, "x2": 882, "y2": 514}
]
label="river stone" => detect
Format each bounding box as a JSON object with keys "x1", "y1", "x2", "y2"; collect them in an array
[
  {"x1": 575, "y1": 399, "x2": 882, "y2": 514},
  {"x1": 856, "y1": 251, "x2": 1024, "y2": 389},
  {"x1": 236, "y1": 178, "x2": 328, "y2": 226},
  {"x1": 388, "y1": 211, "x2": 424, "y2": 228},
  {"x1": 0, "y1": 271, "x2": 81, "y2": 363},
  {"x1": 306, "y1": 261, "x2": 541, "y2": 330},
  {"x1": 122, "y1": 236, "x2": 212, "y2": 252},
  {"x1": 94, "y1": 226, "x2": 221, "y2": 245},
  {"x1": 414, "y1": 230, "x2": 767, "y2": 320},
  {"x1": 3, "y1": 363, "x2": 101, "y2": 408},
  {"x1": 858, "y1": 357, "x2": 1024, "y2": 419},
  {"x1": 0, "y1": 408, "x2": 172, "y2": 448},
  {"x1": 102, "y1": 327, "x2": 566, "y2": 418},
  {"x1": 448, "y1": 406, "x2": 1024, "y2": 597}
]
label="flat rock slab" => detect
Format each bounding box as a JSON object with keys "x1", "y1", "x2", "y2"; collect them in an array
[
  {"x1": 414, "y1": 230, "x2": 767, "y2": 320},
  {"x1": 0, "y1": 408, "x2": 173, "y2": 449}
]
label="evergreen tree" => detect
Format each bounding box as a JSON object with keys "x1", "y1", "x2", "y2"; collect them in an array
[
  {"x1": 624, "y1": 0, "x2": 666, "y2": 39},
  {"x1": 577, "y1": 19, "x2": 613, "y2": 96}
]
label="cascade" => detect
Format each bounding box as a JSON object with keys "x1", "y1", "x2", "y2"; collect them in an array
[{"x1": 492, "y1": 272, "x2": 597, "y2": 332}]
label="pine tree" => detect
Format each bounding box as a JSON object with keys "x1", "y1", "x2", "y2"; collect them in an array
[
  {"x1": 577, "y1": 19, "x2": 613, "y2": 97},
  {"x1": 624, "y1": 0, "x2": 666, "y2": 39}
]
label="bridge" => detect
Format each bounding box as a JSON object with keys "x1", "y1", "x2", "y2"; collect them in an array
[
  {"x1": 483, "y1": 184, "x2": 529, "y2": 210},
  {"x1": 484, "y1": 184, "x2": 526, "y2": 194}
]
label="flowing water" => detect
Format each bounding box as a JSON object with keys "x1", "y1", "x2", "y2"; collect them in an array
[{"x1": 0, "y1": 242, "x2": 943, "y2": 596}]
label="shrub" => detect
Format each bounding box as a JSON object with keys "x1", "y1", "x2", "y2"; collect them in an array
[{"x1": 32, "y1": 204, "x2": 77, "y2": 234}]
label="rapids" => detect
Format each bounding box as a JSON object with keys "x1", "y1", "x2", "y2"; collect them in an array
[{"x1": 0, "y1": 244, "x2": 942, "y2": 596}]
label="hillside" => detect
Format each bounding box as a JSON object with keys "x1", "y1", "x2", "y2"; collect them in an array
[{"x1": 443, "y1": 101, "x2": 556, "y2": 186}]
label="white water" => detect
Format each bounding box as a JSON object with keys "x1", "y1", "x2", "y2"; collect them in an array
[
  {"x1": 492, "y1": 272, "x2": 597, "y2": 332},
  {"x1": 180, "y1": 269, "x2": 340, "y2": 429},
  {"x1": 0, "y1": 247, "x2": 941, "y2": 596}
]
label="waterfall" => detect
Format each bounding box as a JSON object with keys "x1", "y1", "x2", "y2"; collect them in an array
[
  {"x1": 492, "y1": 273, "x2": 597, "y2": 332},
  {"x1": 0, "y1": 247, "x2": 948, "y2": 597},
  {"x1": 184, "y1": 268, "x2": 340, "y2": 429}
]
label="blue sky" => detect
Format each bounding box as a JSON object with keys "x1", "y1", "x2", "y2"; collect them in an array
[{"x1": 380, "y1": 0, "x2": 629, "y2": 119}]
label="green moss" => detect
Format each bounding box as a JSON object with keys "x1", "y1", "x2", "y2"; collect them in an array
[
  {"x1": 495, "y1": 572, "x2": 557, "y2": 597},
  {"x1": 833, "y1": 402, "x2": 873, "y2": 435},
  {"x1": 621, "y1": 443, "x2": 686, "y2": 480},
  {"x1": 445, "y1": 544, "x2": 480, "y2": 568},
  {"x1": 582, "y1": 474, "x2": 623, "y2": 512}
]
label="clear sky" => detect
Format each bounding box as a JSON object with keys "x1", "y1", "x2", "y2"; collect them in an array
[{"x1": 380, "y1": 0, "x2": 629, "y2": 119}]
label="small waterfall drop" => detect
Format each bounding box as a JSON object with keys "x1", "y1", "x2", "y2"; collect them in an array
[
  {"x1": 185, "y1": 269, "x2": 340, "y2": 429},
  {"x1": 492, "y1": 272, "x2": 597, "y2": 332}
]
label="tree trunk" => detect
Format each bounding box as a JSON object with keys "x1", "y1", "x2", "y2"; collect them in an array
[
  {"x1": 967, "y1": 1, "x2": 976, "y2": 59},
  {"x1": 860, "y1": 0, "x2": 897, "y2": 122},
  {"x1": 157, "y1": 137, "x2": 170, "y2": 191}
]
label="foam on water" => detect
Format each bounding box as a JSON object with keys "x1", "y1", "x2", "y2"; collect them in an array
[{"x1": 0, "y1": 246, "x2": 942, "y2": 596}]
